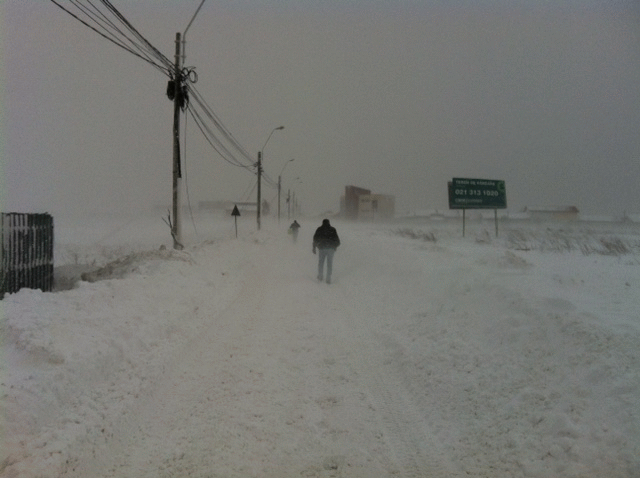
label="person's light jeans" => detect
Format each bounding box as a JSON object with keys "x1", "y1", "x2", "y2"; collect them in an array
[{"x1": 317, "y1": 248, "x2": 335, "y2": 282}]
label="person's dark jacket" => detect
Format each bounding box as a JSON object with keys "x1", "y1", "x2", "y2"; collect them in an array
[{"x1": 313, "y1": 219, "x2": 340, "y2": 250}]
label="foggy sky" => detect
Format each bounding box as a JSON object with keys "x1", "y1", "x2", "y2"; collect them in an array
[{"x1": 3, "y1": 1, "x2": 640, "y2": 219}]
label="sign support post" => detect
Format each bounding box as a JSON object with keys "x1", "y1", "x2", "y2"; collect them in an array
[
  {"x1": 448, "y1": 178, "x2": 507, "y2": 238},
  {"x1": 463, "y1": 209, "x2": 466, "y2": 238},
  {"x1": 231, "y1": 205, "x2": 241, "y2": 238}
]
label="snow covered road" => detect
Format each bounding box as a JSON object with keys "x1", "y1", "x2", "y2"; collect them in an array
[
  {"x1": 64, "y1": 227, "x2": 456, "y2": 477},
  {"x1": 3, "y1": 218, "x2": 639, "y2": 477}
]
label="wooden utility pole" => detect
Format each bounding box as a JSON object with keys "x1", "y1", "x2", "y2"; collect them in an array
[
  {"x1": 292, "y1": 191, "x2": 296, "y2": 218},
  {"x1": 172, "y1": 32, "x2": 183, "y2": 249},
  {"x1": 256, "y1": 126, "x2": 284, "y2": 230},
  {"x1": 257, "y1": 151, "x2": 262, "y2": 230},
  {"x1": 278, "y1": 175, "x2": 281, "y2": 225},
  {"x1": 169, "y1": 0, "x2": 205, "y2": 248}
]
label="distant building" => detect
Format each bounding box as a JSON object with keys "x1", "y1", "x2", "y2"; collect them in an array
[
  {"x1": 341, "y1": 185, "x2": 395, "y2": 221},
  {"x1": 343, "y1": 185, "x2": 371, "y2": 220},
  {"x1": 524, "y1": 206, "x2": 579, "y2": 221},
  {"x1": 358, "y1": 194, "x2": 395, "y2": 221}
]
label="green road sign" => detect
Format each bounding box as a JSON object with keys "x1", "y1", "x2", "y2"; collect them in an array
[{"x1": 448, "y1": 178, "x2": 507, "y2": 209}]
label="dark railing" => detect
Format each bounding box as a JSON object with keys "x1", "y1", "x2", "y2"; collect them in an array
[{"x1": 1, "y1": 213, "x2": 54, "y2": 296}]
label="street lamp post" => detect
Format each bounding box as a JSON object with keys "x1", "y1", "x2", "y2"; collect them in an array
[
  {"x1": 182, "y1": 0, "x2": 207, "y2": 61},
  {"x1": 292, "y1": 177, "x2": 302, "y2": 218},
  {"x1": 278, "y1": 159, "x2": 294, "y2": 224},
  {"x1": 170, "y1": 0, "x2": 207, "y2": 249},
  {"x1": 257, "y1": 125, "x2": 284, "y2": 230}
]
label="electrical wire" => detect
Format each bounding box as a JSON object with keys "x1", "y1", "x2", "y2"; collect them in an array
[
  {"x1": 261, "y1": 171, "x2": 279, "y2": 189},
  {"x1": 188, "y1": 85, "x2": 253, "y2": 162},
  {"x1": 240, "y1": 180, "x2": 257, "y2": 204},
  {"x1": 49, "y1": 0, "x2": 172, "y2": 74},
  {"x1": 50, "y1": 0, "x2": 274, "y2": 215},
  {"x1": 182, "y1": 110, "x2": 198, "y2": 237},
  {"x1": 186, "y1": 103, "x2": 256, "y2": 171},
  {"x1": 50, "y1": 0, "x2": 259, "y2": 175},
  {"x1": 70, "y1": 0, "x2": 169, "y2": 69},
  {"x1": 51, "y1": 2, "x2": 257, "y2": 166},
  {"x1": 185, "y1": 86, "x2": 281, "y2": 193},
  {"x1": 97, "y1": 0, "x2": 173, "y2": 70},
  {"x1": 186, "y1": 84, "x2": 255, "y2": 166}
]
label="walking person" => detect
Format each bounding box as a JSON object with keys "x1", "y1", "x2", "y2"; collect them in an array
[
  {"x1": 312, "y1": 218, "x2": 340, "y2": 284},
  {"x1": 288, "y1": 220, "x2": 301, "y2": 243}
]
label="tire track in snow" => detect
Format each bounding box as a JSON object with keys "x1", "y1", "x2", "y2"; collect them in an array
[
  {"x1": 337, "y1": 293, "x2": 453, "y2": 478},
  {"x1": 331, "y1": 232, "x2": 456, "y2": 477}
]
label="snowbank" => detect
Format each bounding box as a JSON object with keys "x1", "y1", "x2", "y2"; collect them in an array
[{"x1": 1, "y1": 215, "x2": 639, "y2": 477}]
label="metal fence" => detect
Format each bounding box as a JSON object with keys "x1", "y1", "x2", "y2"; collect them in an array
[{"x1": 1, "y1": 213, "x2": 54, "y2": 296}]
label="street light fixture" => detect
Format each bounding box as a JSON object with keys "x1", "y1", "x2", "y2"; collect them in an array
[
  {"x1": 182, "y1": 0, "x2": 207, "y2": 62},
  {"x1": 278, "y1": 159, "x2": 295, "y2": 224},
  {"x1": 171, "y1": 0, "x2": 207, "y2": 249},
  {"x1": 257, "y1": 125, "x2": 284, "y2": 230}
]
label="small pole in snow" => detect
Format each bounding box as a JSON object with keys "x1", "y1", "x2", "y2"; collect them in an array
[
  {"x1": 462, "y1": 209, "x2": 466, "y2": 237},
  {"x1": 231, "y1": 205, "x2": 241, "y2": 238}
]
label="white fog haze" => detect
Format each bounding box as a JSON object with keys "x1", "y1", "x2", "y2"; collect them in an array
[
  {"x1": 2, "y1": 1, "x2": 640, "y2": 477},
  {"x1": 3, "y1": 1, "x2": 640, "y2": 219}
]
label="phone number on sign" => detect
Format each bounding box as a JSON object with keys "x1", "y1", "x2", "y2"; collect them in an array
[{"x1": 455, "y1": 189, "x2": 499, "y2": 197}]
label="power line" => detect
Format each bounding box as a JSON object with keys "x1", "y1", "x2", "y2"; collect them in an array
[
  {"x1": 49, "y1": 0, "x2": 257, "y2": 172},
  {"x1": 98, "y1": 0, "x2": 173, "y2": 69},
  {"x1": 49, "y1": 0, "x2": 172, "y2": 74},
  {"x1": 186, "y1": 101, "x2": 255, "y2": 171},
  {"x1": 50, "y1": 0, "x2": 259, "y2": 174},
  {"x1": 87, "y1": 0, "x2": 171, "y2": 70},
  {"x1": 239, "y1": 180, "x2": 258, "y2": 204},
  {"x1": 261, "y1": 172, "x2": 278, "y2": 189},
  {"x1": 50, "y1": 0, "x2": 274, "y2": 223},
  {"x1": 182, "y1": 110, "x2": 198, "y2": 237},
  {"x1": 186, "y1": 84, "x2": 255, "y2": 165}
]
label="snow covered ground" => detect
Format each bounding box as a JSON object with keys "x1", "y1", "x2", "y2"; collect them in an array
[{"x1": 2, "y1": 213, "x2": 639, "y2": 477}]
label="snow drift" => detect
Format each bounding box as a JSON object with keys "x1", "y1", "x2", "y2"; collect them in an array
[{"x1": 1, "y1": 215, "x2": 639, "y2": 477}]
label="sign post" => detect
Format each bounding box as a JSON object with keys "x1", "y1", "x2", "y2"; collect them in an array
[
  {"x1": 448, "y1": 178, "x2": 507, "y2": 237},
  {"x1": 231, "y1": 205, "x2": 241, "y2": 238}
]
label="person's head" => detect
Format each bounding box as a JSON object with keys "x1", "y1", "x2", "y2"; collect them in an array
[{"x1": 322, "y1": 218, "x2": 330, "y2": 226}]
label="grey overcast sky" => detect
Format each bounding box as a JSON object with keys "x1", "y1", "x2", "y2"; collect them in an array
[{"x1": 2, "y1": 1, "x2": 640, "y2": 219}]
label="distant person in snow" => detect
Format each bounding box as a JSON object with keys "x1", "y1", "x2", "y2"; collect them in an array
[
  {"x1": 288, "y1": 220, "x2": 301, "y2": 243},
  {"x1": 312, "y1": 219, "x2": 340, "y2": 284}
]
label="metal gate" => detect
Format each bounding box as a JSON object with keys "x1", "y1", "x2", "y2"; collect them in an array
[{"x1": 1, "y1": 213, "x2": 54, "y2": 295}]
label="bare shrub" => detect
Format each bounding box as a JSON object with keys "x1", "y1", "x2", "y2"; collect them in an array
[
  {"x1": 581, "y1": 236, "x2": 631, "y2": 256},
  {"x1": 506, "y1": 227, "x2": 638, "y2": 257},
  {"x1": 394, "y1": 228, "x2": 437, "y2": 243},
  {"x1": 600, "y1": 237, "x2": 629, "y2": 255}
]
